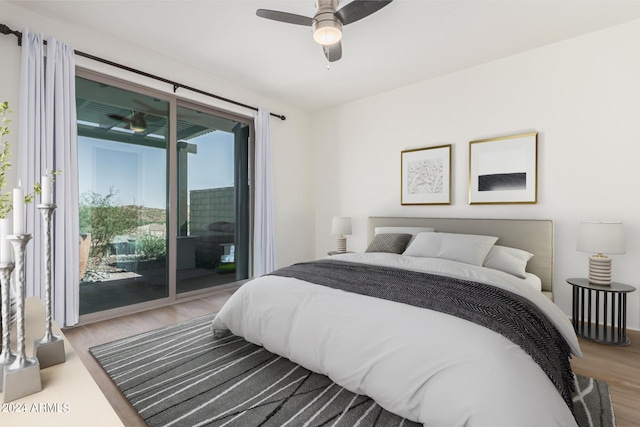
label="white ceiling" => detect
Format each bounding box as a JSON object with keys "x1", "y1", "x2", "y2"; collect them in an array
[{"x1": 10, "y1": 0, "x2": 640, "y2": 112}]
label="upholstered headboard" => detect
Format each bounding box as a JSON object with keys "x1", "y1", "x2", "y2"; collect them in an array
[{"x1": 367, "y1": 217, "x2": 554, "y2": 300}]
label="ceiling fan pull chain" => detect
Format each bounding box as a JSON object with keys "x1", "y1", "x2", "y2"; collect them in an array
[{"x1": 324, "y1": 45, "x2": 331, "y2": 69}]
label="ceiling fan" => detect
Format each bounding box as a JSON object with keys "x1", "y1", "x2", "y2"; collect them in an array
[
  {"x1": 107, "y1": 110, "x2": 148, "y2": 133},
  {"x1": 106, "y1": 101, "x2": 171, "y2": 133},
  {"x1": 256, "y1": 0, "x2": 393, "y2": 62}
]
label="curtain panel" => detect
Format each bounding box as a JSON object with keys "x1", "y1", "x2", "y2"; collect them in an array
[
  {"x1": 18, "y1": 29, "x2": 79, "y2": 327},
  {"x1": 253, "y1": 107, "x2": 276, "y2": 277}
]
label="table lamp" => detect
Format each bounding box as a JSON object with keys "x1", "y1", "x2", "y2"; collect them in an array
[
  {"x1": 576, "y1": 221, "x2": 625, "y2": 285},
  {"x1": 331, "y1": 216, "x2": 352, "y2": 253}
]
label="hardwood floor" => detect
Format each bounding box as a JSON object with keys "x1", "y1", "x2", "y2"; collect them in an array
[
  {"x1": 571, "y1": 329, "x2": 640, "y2": 427},
  {"x1": 64, "y1": 292, "x2": 640, "y2": 427},
  {"x1": 63, "y1": 288, "x2": 238, "y2": 427}
]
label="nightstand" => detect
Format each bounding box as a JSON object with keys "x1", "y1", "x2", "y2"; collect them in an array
[{"x1": 567, "y1": 278, "x2": 636, "y2": 346}]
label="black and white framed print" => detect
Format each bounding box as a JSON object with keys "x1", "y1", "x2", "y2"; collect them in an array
[
  {"x1": 469, "y1": 132, "x2": 537, "y2": 204},
  {"x1": 401, "y1": 144, "x2": 451, "y2": 205}
]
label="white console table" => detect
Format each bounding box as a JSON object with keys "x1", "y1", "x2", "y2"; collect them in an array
[{"x1": 0, "y1": 297, "x2": 123, "y2": 426}]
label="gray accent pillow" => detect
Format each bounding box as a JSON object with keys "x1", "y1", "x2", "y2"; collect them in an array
[
  {"x1": 365, "y1": 233, "x2": 413, "y2": 254},
  {"x1": 374, "y1": 226, "x2": 435, "y2": 244}
]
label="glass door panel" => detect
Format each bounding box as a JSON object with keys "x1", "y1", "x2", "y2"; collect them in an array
[
  {"x1": 76, "y1": 77, "x2": 169, "y2": 314},
  {"x1": 176, "y1": 104, "x2": 250, "y2": 293}
]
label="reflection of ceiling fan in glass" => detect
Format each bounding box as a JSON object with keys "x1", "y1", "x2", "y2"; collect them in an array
[
  {"x1": 105, "y1": 100, "x2": 205, "y2": 134},
  {"x1": 107, "y1": 110, "x2": 148, "y2": 133},
  {"x1": 106, "y1": 99, "x2": 169, "y2": 133}
]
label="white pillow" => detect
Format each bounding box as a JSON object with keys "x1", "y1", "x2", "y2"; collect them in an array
[
  {"x1": 403, "y1": 232, "x2": 498, "y2": 266},
  {"x1": 483, "y1": 245, "x2": 533, "y2": 279},
  {"x1": 375, "y1": 227, "x2": 435, "y2": 244}
]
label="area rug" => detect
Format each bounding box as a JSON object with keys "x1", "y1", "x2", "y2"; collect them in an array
[{"x1": 90, "y1": 314, "x2": 615, "y2": 427}]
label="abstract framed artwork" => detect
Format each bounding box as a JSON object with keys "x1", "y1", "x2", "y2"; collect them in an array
[
  {"x1": 401, "y1": 144, "x2": 451, "y2": 205},
  {"x1": 469, "y1": 132, "x2": 538, "y2": 204}
]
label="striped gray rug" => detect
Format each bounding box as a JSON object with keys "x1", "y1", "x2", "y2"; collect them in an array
[{"x1": 90, "y1": 314, "x2": 615, "y2": 427}]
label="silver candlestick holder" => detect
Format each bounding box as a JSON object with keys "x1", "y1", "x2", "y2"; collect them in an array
[
  {"x1": 0, "y1": 262, "x2": 16, "y2": 392},
  {"x1": 3, "y1": 234, "x2": 41, "y2": 402},
  {"x1": 34, "y1": 204, "x2": 65, "y2": 368}
]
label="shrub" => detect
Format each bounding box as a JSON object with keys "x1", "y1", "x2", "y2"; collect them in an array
[
  {"x1": 136, "y1": 234, "x2": 166, "y2": 260},
  {"x1": 79, "y1": 189, "x2": 139, "y2": 258}
]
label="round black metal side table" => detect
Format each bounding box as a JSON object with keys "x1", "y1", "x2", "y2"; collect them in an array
[{"x1": 567, "y1": 278, "x2": 636, "y2": 346}]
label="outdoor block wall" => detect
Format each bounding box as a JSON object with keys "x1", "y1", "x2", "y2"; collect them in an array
[
  {"x1": 190, "y1": 187, "x2": 235, "y2": 266},
  {"x1": 190, "y1": 187, "x2": 235, "y2": 232}
]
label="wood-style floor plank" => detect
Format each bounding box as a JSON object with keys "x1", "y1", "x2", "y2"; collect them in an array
[
  {"x1": 64, "y1": 289, "x2": 237, "y2": 427},
  {"x1": 571, "y1": 329, "x2": 640, "y2": 427},
  {"x1": 64, "y1": 291, "x2": 640, "y2": 427}
]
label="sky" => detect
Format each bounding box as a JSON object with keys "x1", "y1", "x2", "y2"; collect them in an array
[{"x1": 78, "y1": 130, "x2": 234, "y2": 210}]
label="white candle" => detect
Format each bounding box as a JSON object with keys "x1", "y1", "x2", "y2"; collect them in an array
[
  {"x1": 0, "y1": 217, "x2": 11, "y2": 263},
  {"x1": 13, "y1": 184, "x2": 24, "y2": 235},
  {"x1": 42, "y1": 175, "x2": 52, "y2": 204}
]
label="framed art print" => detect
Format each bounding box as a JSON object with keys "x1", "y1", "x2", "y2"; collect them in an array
[
  {"x1": 401, "y1": 144, "x2": 451, "y2": 205},
  {"x1": 469, "y1": 132, "x2": 537, "y2": 204}
]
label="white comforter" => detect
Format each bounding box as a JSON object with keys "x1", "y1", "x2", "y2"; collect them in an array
[{"x1": 211, "y1": 253, "x2": 581, "y2": 427}]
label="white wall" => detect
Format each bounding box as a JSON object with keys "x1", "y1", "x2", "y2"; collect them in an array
[
  {"x1": 0, "y1": 2, "x2": 315, "y2": 269},
  {"x1": 311, "y1": 19, "x2": 640, "y2": 329}
]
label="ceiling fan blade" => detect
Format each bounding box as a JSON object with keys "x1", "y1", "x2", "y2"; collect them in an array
[
  {"x1": 336, "y1": 0, "x2": 393, "y2": 25},
  {"x1": 107, "y1": 113, "x2": 130, "y2": 122},
  {"x1": 323, "y1": 41, "x2": 342, "y2": 62},
  {"x1": 256, "y1": 9, "x2": 313, "y2": 26}
]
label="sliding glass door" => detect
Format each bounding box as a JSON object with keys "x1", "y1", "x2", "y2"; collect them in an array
[
  {"x1": 76, "y1": 71, "x2": 251, "y2": 317},
  {"x1": 77, "y1": 76, "x2": 169, "y2": 315},
  {"x1": 175, "y1": 104, "x2": 250, "y2": 293}
]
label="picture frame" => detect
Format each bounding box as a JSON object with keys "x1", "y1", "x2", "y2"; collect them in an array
[
  {"x1": 401, "y1": 144, "x2": 451, "y2": 205},
  {"x1": 469, "y1": 132, "x2": 538, "y2": 204}
]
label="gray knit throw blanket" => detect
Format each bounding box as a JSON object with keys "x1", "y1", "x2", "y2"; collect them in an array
[{"x1": 269, "y1": 259, "x2": 575, "y2": 411}]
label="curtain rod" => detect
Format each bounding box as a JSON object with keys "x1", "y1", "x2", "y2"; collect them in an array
[{"x1": 0, "y1": 23, "x2": 286, "y2": 121}]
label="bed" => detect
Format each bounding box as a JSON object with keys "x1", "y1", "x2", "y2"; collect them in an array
[{"x1": 211, "y1": 217, "x2": 581, "y2": 426}]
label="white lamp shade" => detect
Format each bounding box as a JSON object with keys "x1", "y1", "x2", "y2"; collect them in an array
[
  {"x1": 577, "y1": 221, "x2": 626, "y2": 254},
  {"x1": 331, "y1": 216, "x2": 352, "y2": 235}
]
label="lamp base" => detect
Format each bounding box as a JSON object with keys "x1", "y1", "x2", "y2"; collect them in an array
[
  {"x1": 336, "y1": 235, "x2": 347, "y2": 253},
  {"x1": 588, "y1": 255, "x2": 612, "y2": 285}
]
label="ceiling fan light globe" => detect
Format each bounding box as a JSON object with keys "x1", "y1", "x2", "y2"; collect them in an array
[
  {"x1": 312, "y1": 15, "x2": 342, "y2": 46},
  {"x1": 313, "y1": 26, "x2": 342, "y2": 45}
]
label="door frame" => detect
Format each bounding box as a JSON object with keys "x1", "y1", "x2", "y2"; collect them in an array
[{"x1": 76, "y1": 68, "x2": 254, "y2": 325}]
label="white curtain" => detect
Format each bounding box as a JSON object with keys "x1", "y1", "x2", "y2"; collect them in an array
[
  {"x1": 18, "y1": 29, "x2": 79, "y2": 327},
  {"x1": 18, "y1": 29, "x2": 45, "y2": 299},
  {"x1": 253, "y1": 107, "x2": 276, "y2": 277}
]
